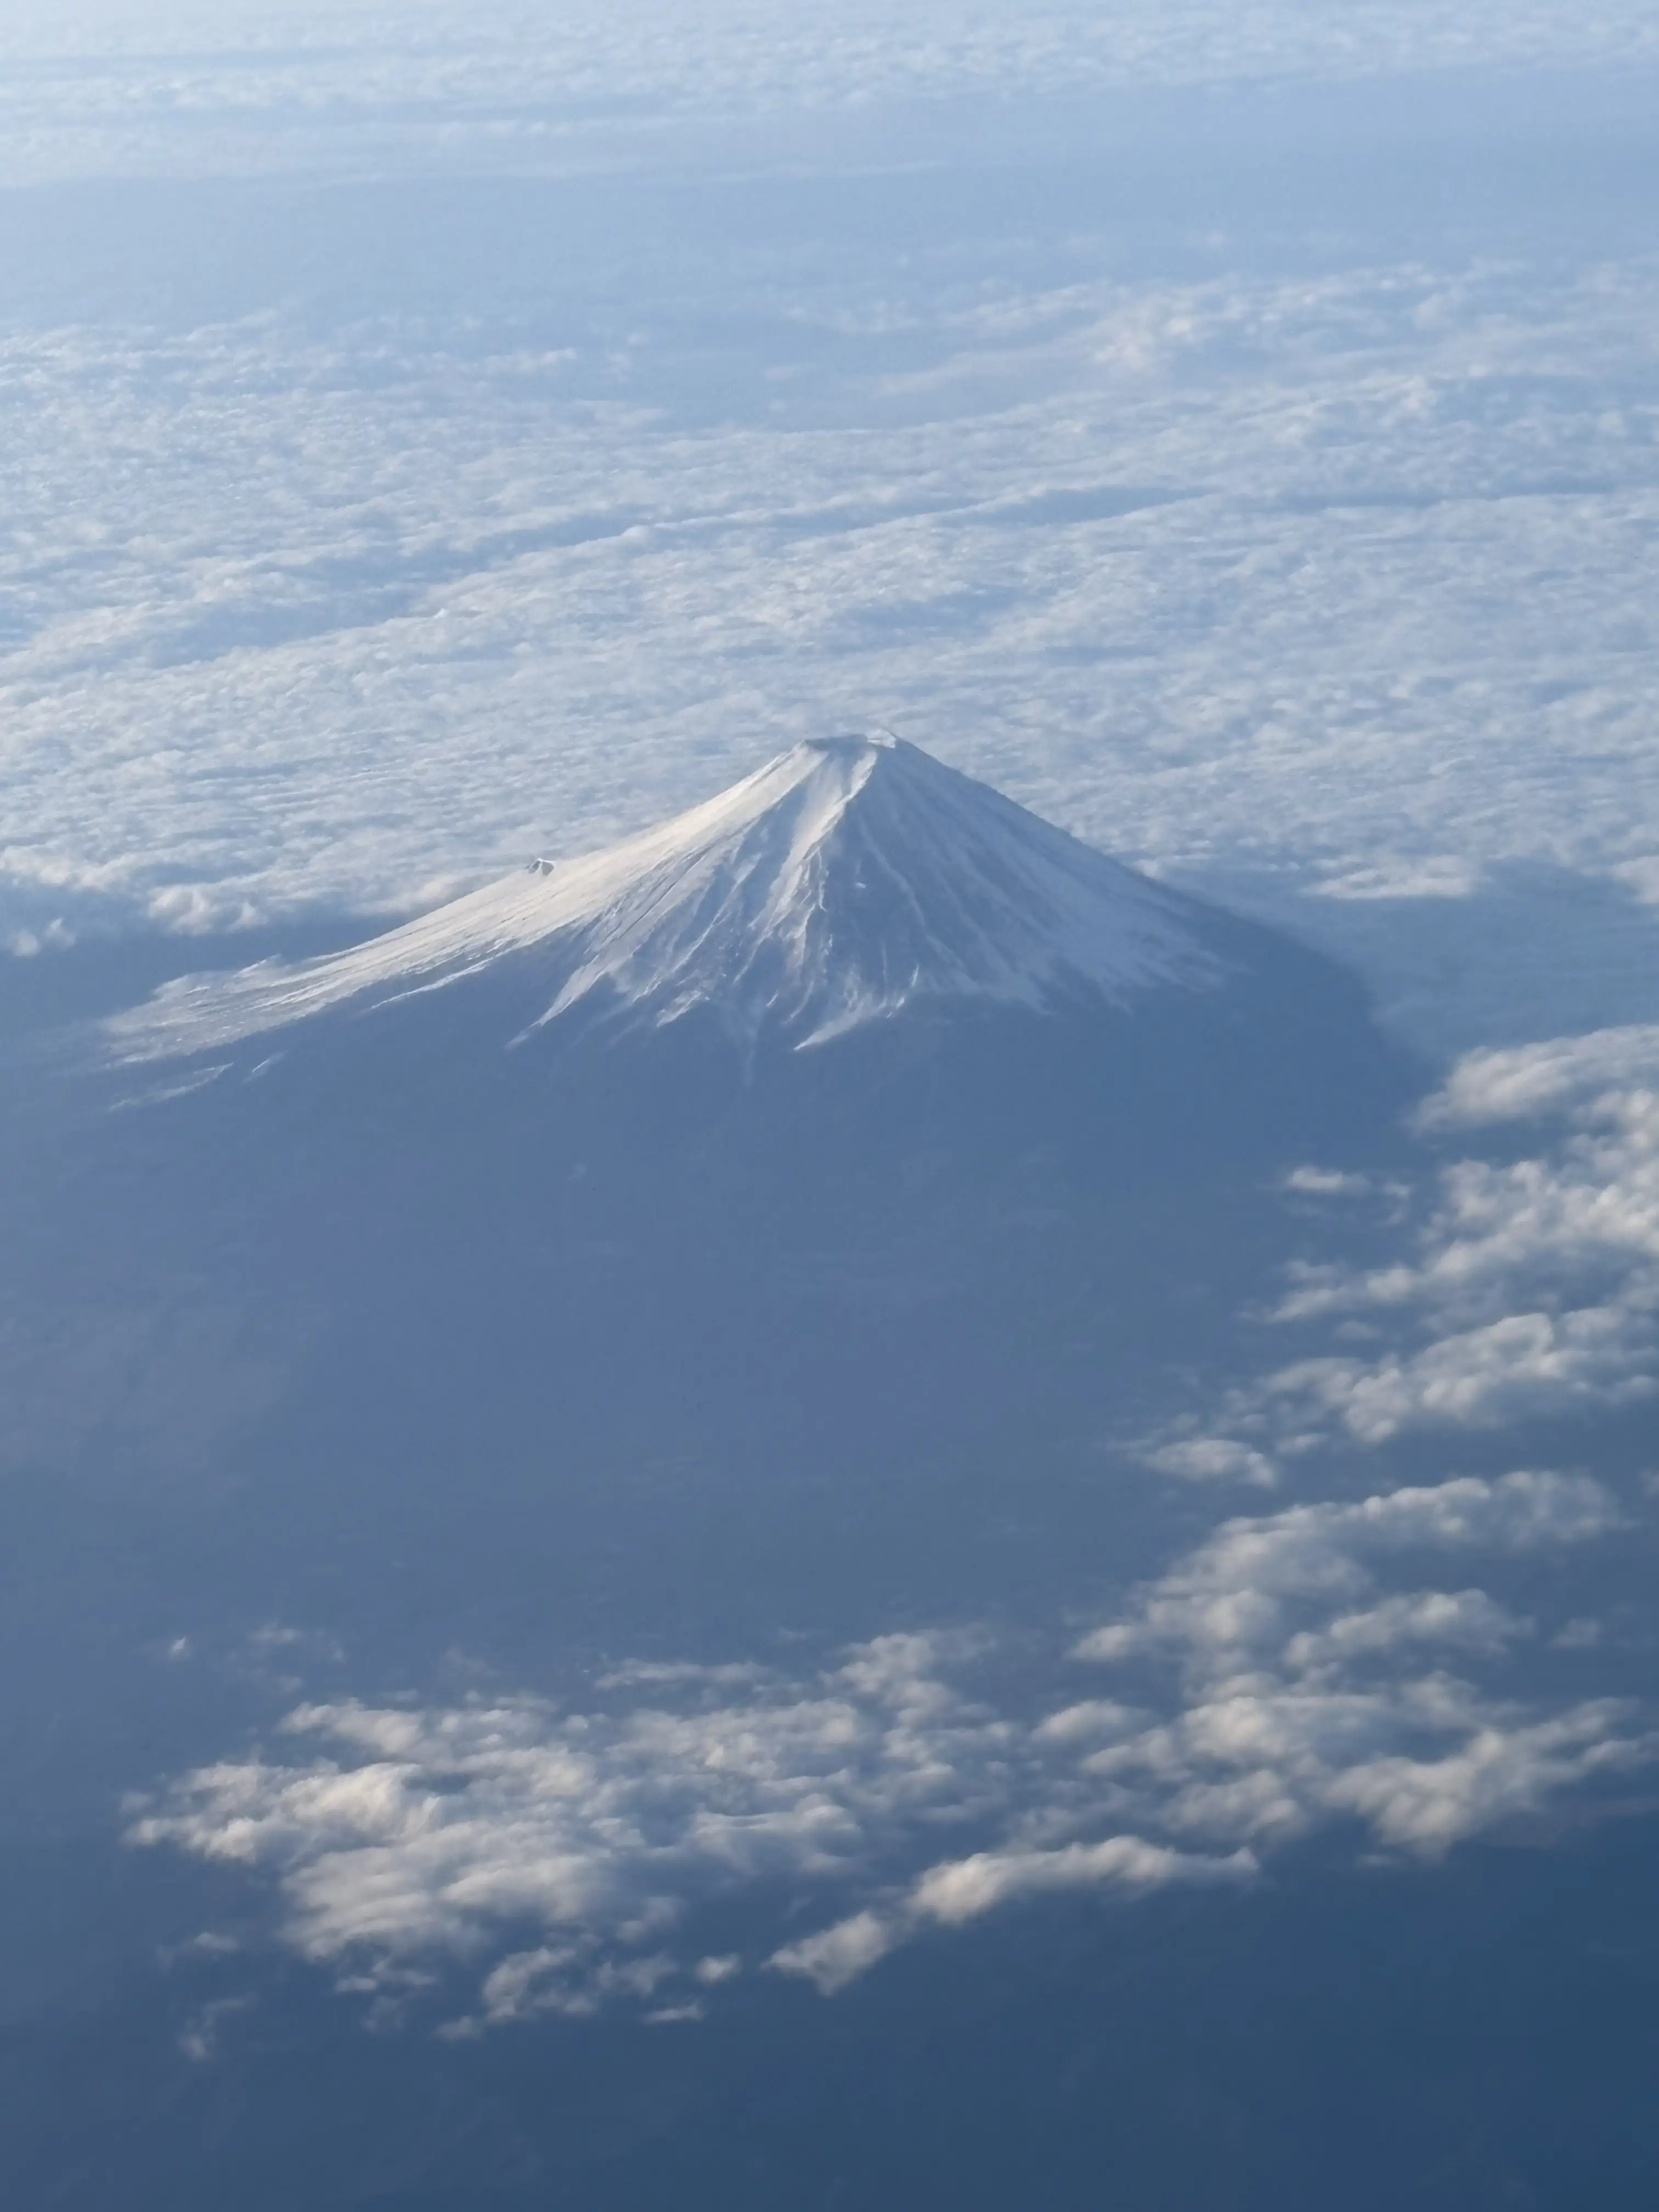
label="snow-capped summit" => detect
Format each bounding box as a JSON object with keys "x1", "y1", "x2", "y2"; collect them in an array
[{"x1": 104, "y1": 735, "x2": 1222, "y2": 1062}]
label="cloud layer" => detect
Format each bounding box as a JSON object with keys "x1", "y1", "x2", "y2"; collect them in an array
[
  {"x1": 4, "y1": 3, "x2": 1656, "y2": 185},
  {"x1": 4, "y1": 249, "x2": 1658, "y2": 1042},
  {"x1": 2, "y1": 8, "x2": 1656, "y2": 1055}
]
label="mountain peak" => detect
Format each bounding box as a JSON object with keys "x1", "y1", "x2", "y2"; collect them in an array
[
  {"x1": 801, "y1": 731, "x2": 890, "y2": 753},
  {"x1": 104, "y1": 737, "x2": 1222, "y2": 1062}
]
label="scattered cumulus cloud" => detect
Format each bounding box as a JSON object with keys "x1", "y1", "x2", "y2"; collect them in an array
[
  {"x1": 1420, "y1": 1025, "x2": 1659, "y2": 1130},
  {"x1": 1267, "y1": 1307, "x2": 1655, "y2": 1443},
  {"x1": 133, "y1": 1633, "x2": 1023, "y2": 2023},
  {"x1": 1066, "y1": 1470, "x2": 1644, "y2": 1860},
  {"x1": 134, "y1": 1471, "x2": 1651, "y2": 2023},
  {"x1": 1283, "y1": 1167, "x2": 1381, "y2": 1198},
  {"x1": 1144, "y1": 1436, "x2": 1279, "y2": 1487},
  {"x1": 1075, "y1": 1471, "x2": 1620, "y2": 1669},
  {"x1": 1144, "y1": 1037, "x2": 1659, "y2": 1471}
]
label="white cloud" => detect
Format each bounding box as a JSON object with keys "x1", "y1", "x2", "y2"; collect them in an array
[
  {"x1": 1281, "y1": 1589, "x2": 1523, "y2": 1670},
  {"x1": 907, "y1": 1833, "x2": 1255, "y2": 1923},
  {"x1": 1096, "y1": 1681, "x2": 1648, "y2": 1857},
  {"x1": 1033, "y1": 1700, "x2": 1144, "y2": 1747},
  {"x1": 1093, "y1": 1052, "x2": 1659, "y2": 1883},
  {"x1": 1074, "y1": 1471, "x2": 1620, "y2": 1668},
  {"x1": 1323, "y1": 1703, "x2": 1641, "y2": 1852},
  {"x1": 1158, "y1": 1052, "x2": 1659, "y2": 1463},
  {"x1": 1144, "y1": 1436, "x2": 1279, "y2": 1487},
  {"x1": 769, "y1": 1910, "x2": 900, "y2": 1996},
  {"x1": 771, "y1": 1835, "x2": 1255, "y2": 1991},
  {"x1": 1420, "y1": 1026, "x2": 1659, "y2": 1129},
  {"x1": 1064, "y1": 1472, "x2": 1647, "y2": 1860},
  {"x1": 131, "y1": 1632, "x2": 1025, "y2": 2021},
  {"x1": 1284, "y1": 1167, "x2": 1379, "y2": 1197},
  {"x1": 134, "y1": 1470, "x2": 1649, "y2": 2018},
  {"x1": 1268, "y1": 1307, "x2": 1656, "y2": 1442}
]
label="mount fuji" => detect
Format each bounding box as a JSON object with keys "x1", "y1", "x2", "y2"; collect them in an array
[
  {"x1": 0, "y1": 731, "x2": 1430, "y2": 1780},
  {"x1": 10, "y1": 740, "x2": 1425, "y2": 1559},
  {"x1": 102, "y1": 733, "x2": 1222, "y2": 1066}
]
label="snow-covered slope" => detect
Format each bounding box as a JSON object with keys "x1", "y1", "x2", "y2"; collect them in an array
[{"x1": 103, "y1": 736, "x2": 1222, "y2": 1062}]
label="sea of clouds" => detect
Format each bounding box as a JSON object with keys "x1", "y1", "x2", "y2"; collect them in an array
[
  {"x1": 1, "y1": 1, "x2": 1657, "y2": 1051},
  {"x1": 5, "y1": 1, "x2": 1658, "y2": 185}
]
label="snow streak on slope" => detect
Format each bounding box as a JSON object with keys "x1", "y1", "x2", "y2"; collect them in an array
[{"x1": 101, "y1": 736, "x2": 1221, "y2": 1060}]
